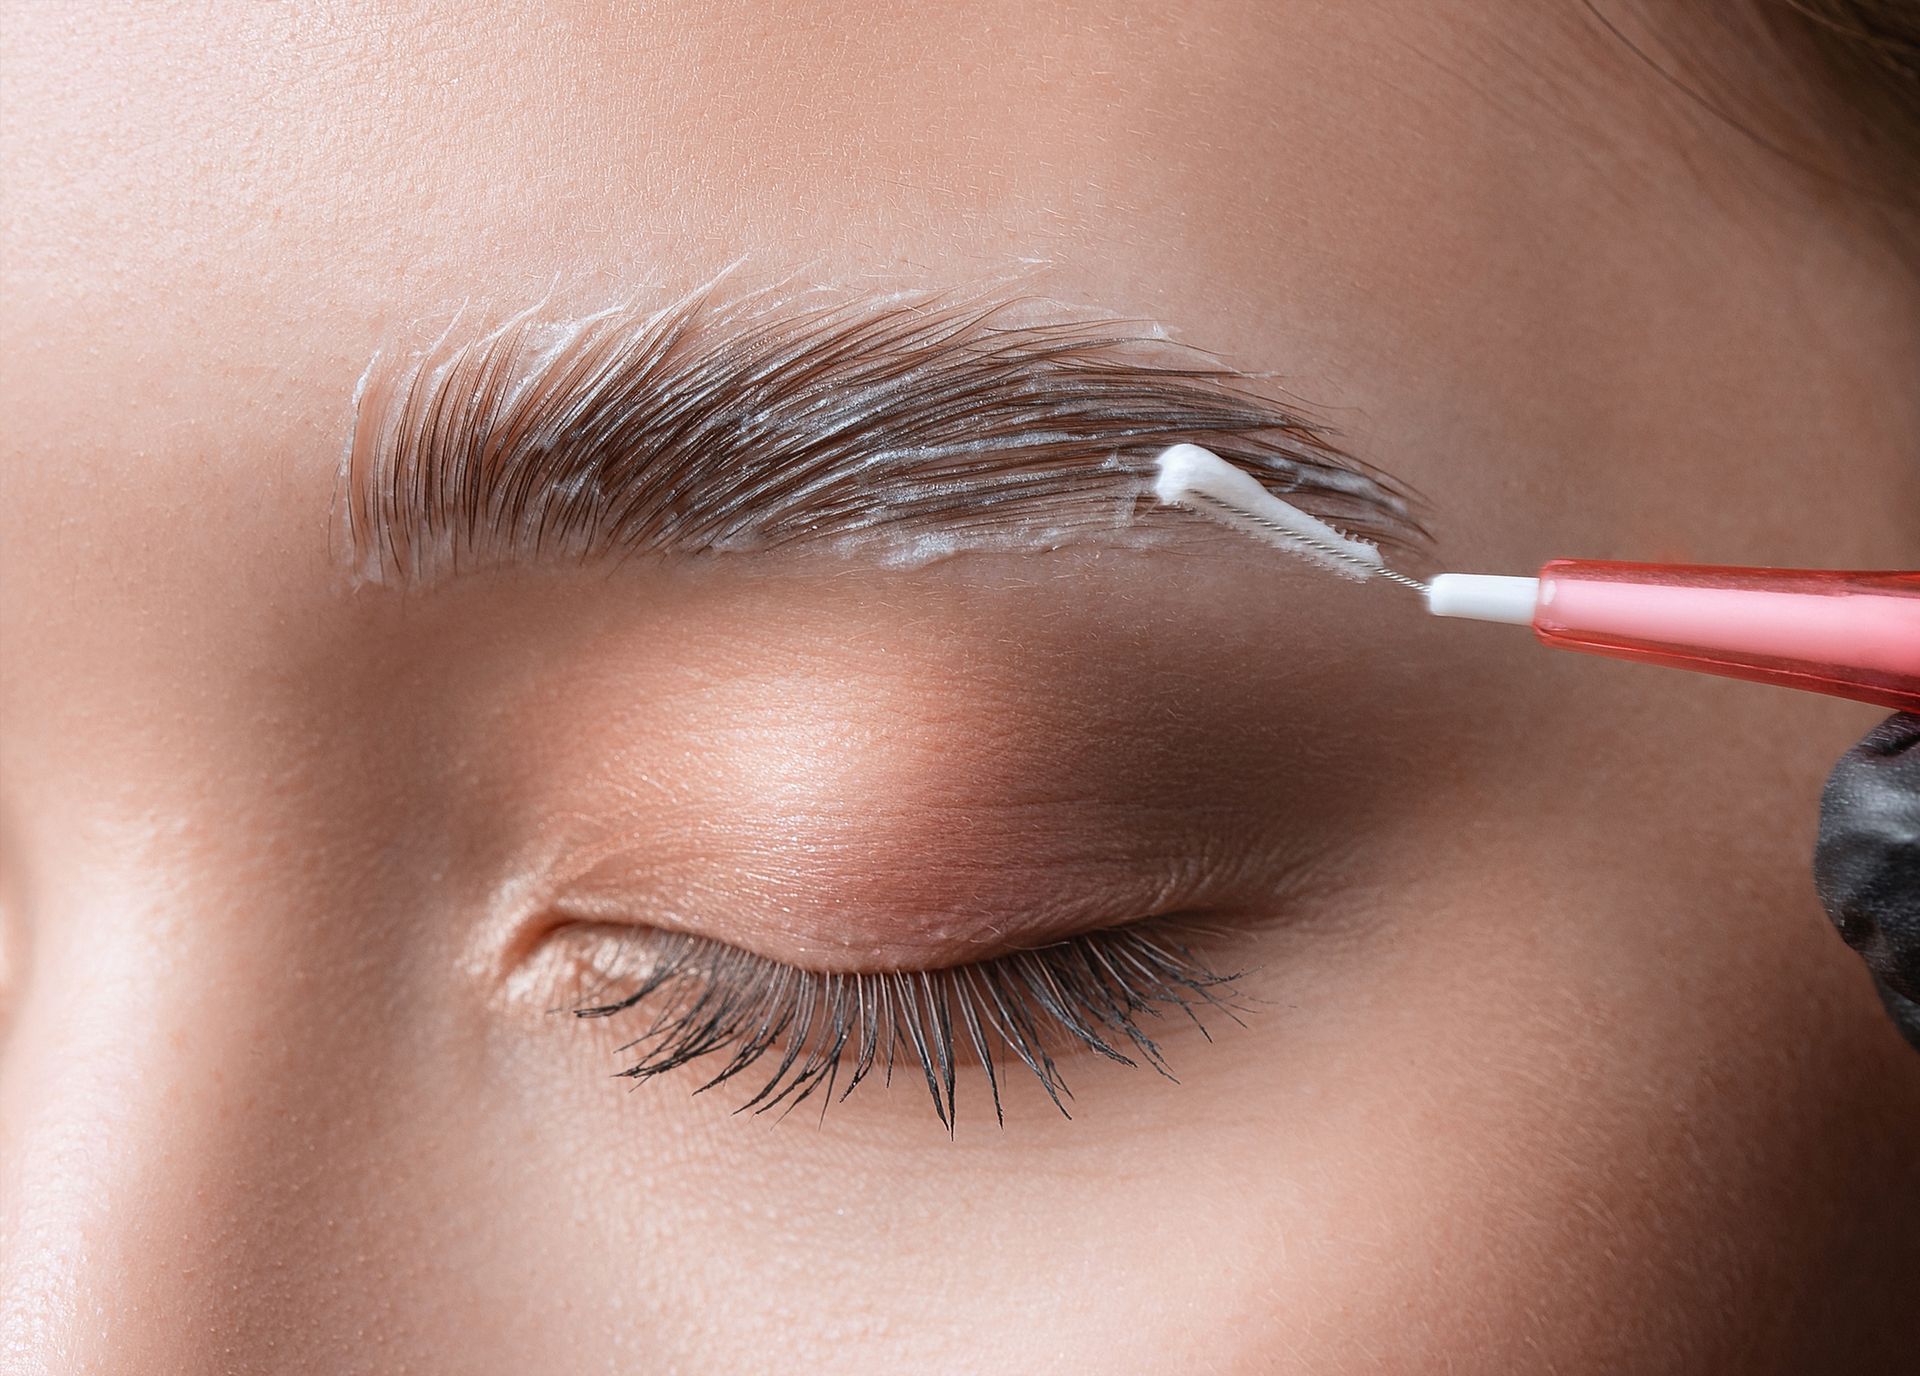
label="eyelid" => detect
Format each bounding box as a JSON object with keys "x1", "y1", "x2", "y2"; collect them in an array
[
  {"x1": 551, "y1": 914, "x2": 1250, "y2": 1130},
  {"x1": 533, "y1": 797, "x2": 1260, "y2": 974},
  {"x1": 462, "y1": 554, "x2": 1374, "y2": 978}
]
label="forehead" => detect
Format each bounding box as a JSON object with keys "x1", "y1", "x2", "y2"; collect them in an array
[
  {"x1": 1, "y1": 0, "x2": 1635, "y2": 574},
  {"x1": 1, "y1": 0, "x2": 1619, "y2": 375},
  {"x1": 35, "y1": 4, "x2": 1815, "y2": 794}
]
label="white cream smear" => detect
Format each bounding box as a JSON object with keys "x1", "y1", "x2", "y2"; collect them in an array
[{"x1": 337, "y1": 278, "x2": 1418, "y2": 585}]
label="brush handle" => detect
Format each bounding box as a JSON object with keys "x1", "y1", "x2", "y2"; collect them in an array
[{"x1": 1532, "y1": 560, "x2": 1920, "y2": 712}]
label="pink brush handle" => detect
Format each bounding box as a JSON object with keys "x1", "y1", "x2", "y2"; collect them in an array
[{"x1": 1534, "y1": 561, "x2": 1920, "y2": 712}]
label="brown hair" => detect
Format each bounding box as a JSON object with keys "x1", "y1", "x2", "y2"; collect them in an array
[{"x1": 1775, "y1": 0, "x2": 1920, "y2": 208}]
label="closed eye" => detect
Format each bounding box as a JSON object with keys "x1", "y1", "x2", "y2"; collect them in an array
[{"x1": 556, "y1": 914, "x2": 1250, "y2": 1132}]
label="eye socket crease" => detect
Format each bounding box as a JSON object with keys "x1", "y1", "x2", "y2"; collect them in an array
[{"x1": 338, "y1": 278, "x2": 1428, "y2": 588}]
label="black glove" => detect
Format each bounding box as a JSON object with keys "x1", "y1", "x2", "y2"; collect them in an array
[{"x1": 1815, "y1": 712, "x2": 1920, "y2": 1051}]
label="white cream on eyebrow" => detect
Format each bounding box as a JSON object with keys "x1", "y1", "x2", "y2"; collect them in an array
[
  {"x1": 336, "y1": 276, "x2": 1421, "y2": 586},
  {"x1": 1151, "y1": 442, "x2": 1386, "y2": 580}
]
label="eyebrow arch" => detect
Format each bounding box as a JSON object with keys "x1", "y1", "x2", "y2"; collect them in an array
[{"x1": 336, "y1": 280, "x2": 1426, "y2": 586}]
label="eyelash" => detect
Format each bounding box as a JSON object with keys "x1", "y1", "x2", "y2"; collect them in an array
[{"x1": 568, "y1": 919, "x2": 1248, "y2": 1131}]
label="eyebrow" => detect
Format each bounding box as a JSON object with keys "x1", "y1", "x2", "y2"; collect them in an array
[{"x1": 337, "y1": 281, "x2": 1426, "y2": 586}]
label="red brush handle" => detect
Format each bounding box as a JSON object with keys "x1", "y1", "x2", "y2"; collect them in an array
[{"x1": 1532, "y1": 561, "x2": 1920, "y2": 712}]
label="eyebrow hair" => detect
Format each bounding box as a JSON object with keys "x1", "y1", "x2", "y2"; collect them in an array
[{"x1": 337, "y1": 281, "x2": 1426, "y2": 586}]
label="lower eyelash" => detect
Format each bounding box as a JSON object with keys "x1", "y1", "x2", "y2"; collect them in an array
[{"x1": 570, "y1": 920, "x2": 1249, "y2": 1131}]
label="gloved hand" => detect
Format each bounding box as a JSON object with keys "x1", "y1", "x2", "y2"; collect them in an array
[{"x1": 1815, "y1": 712, "x2": 1920, "y2": 1052}]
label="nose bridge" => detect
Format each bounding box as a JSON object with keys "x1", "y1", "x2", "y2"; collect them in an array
[
  {"x1": 0, "y1": 555, "x2": 501, "y2": 1368},
  {"x1": 2, "y1": 909, "x2": 191, "y2": 1368},
  {"x1": 0, "y1": 834, "x2": 393, "y2": 1374},
  {"x1": 1, "y1": 860, "x2": 256, "y2": 1369}
]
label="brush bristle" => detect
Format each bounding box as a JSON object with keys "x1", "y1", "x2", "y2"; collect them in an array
[{"x1": 1152, "y1": 443, "x2": 1384, "y2": 581}]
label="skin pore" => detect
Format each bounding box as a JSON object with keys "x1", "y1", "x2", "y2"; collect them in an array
[{"x1": 3, "y1": 1, "x2": 1919, "y2": 1372}]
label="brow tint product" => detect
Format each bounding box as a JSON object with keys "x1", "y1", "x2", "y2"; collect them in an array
[{"x1": 1153, "y1": 444, "x2": 1920, "y2": 713}]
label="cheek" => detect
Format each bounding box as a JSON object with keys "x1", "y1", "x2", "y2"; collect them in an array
[{"x1": 440, "y1": 927, "x2": 1710, "y2": 1374}]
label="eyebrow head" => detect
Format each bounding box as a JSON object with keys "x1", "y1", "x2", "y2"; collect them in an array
[{"x1": 337, "y1": 282, "x2": 1425, "y2": 586}]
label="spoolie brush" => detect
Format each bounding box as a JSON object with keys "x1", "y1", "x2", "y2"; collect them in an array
[{"x1": 1151, "y1": 443, "x2": 1920, "y2": 712}]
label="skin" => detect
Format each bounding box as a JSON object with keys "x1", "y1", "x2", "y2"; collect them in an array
[{"x1": 3, "y1": 1, "x2": 1918, "y2": 1371}]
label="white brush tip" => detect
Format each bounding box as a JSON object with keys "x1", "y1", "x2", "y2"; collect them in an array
[
  {"x1": 1150, "y1": 442, "x2": 1384, "y2": 581},
  {"x1": 1152, "y1": 443, "x2": 1219, "y2": 506}
]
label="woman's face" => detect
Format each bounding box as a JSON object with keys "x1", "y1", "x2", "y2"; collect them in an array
[{"x1": 4, "y1": 2, "x2": 1917, "y2": 1371}]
